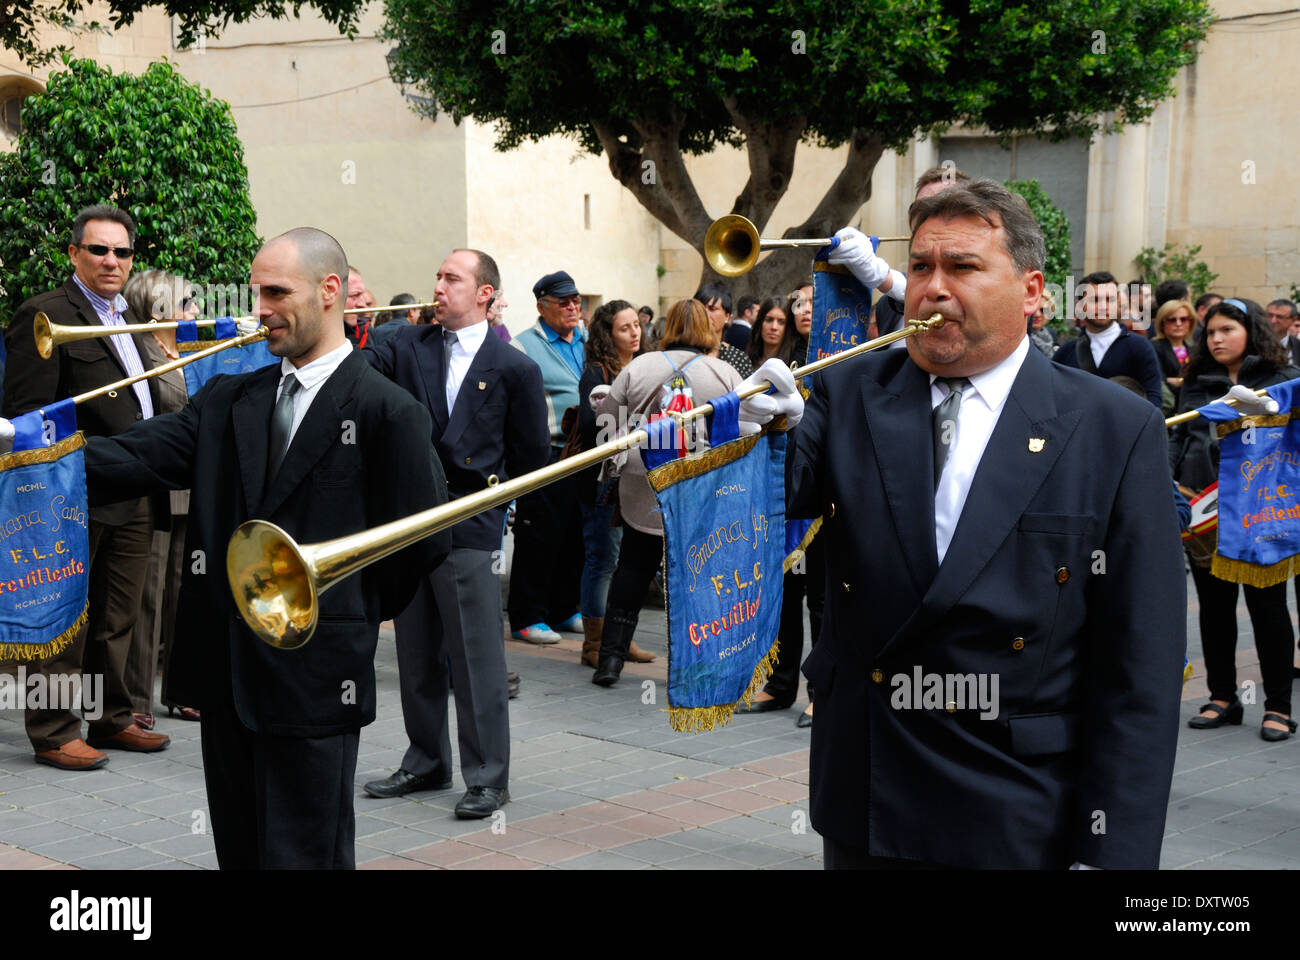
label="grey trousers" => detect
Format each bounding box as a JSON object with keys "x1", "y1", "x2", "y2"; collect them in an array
[{"x1": 394, "y1": 548, "x2": 510, "y2": 788}]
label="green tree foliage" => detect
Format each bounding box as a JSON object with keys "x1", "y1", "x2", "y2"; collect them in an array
[
  {"x1": 0, "y1": 58, "x2": 261, "y2": 328},
  {"x1": 382, "y1": 0, "x2": 1213, "y2": 296},
  {"x1": 2, "y1": 0, "x2": 365, "y2": 66},
  {"x1": 1133, "y1": 243, "x2": 1219, "y2": 298},
  {"x1": 1006, "y1": 179, "x2": 1071, "y2": 334}
]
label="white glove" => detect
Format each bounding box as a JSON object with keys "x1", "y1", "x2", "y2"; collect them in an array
[
  {"x1": 739, "y1": 358, "x2": 804, "y2": 430},
  {"x1": 883, "y1": 268, "x2": 906, "y2": 303},
  {"x1": 0, "y1": 417, "x2": 13, "y2": 454},
  {"x1": 235, "y1": 317, "x2": 261, "y2": 336},
  {"x1": 826, "y1": 227, "x2": 891, "y2": 289},
  {"x1": 588, "y1": 383, "x2": 612, "y2": 412},
  {"x1": 1215, "y1": 384, "x2": 1279, "y2": 417}
]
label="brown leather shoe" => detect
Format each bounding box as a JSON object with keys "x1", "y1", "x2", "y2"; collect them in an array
[
  {"x1": 627, "y1": 640, "x2": 656, "y2": 663},
  {"x1": 88, "y1": 722, "x2": 170, "y2": 753},
  {"x1": 34, "y1": 739, "x2": 108, "y2": 771}
]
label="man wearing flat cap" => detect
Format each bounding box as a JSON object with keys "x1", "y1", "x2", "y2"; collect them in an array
[{"x1": 506, "y1": 271, "x2": 587, "y2": 643}]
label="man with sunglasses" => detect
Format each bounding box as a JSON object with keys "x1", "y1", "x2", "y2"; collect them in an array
[
  {"x1": 505, "y1": 271, "x2": 588, "y2": 644},
  {"x1": 2, "y1": 204, "x2": 171, "y2": 770}
]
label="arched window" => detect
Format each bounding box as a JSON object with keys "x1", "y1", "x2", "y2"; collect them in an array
[{"x1": 0, "y1": 76, "x2": 45, "y2": 140}]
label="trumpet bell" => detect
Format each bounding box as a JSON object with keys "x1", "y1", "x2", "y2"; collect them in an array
[
  {"x1": 34, "y1": 313, "x2": 55, "y2": 360},
  {"x1": 704, "y1": 215, "x2": 761, "y2": 278},
  {"x1": 226, "y1": 520, "x2": 317, "y2": 650}
]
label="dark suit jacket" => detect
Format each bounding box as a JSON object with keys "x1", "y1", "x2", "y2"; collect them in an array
[
  {"x1": 4, "y1": 278, "x2": 163, "y2": 525},
  {"x1": 364, "y1": 324, "x2": 550, "y2": 551},
  {"x1": 1053, "y1": 326, "x2": 1163, "y2": 408},
  {"x1": 83, "y1": 350, "x2": 450, "y2": 737},
  {"x1": 723, "y1": 321, "x2": 751, "y2": 352},
  {"x1": 788, "y1": 344, "x2": 1185, "y2": 869}
]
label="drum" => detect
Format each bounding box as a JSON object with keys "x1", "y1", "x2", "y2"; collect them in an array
[{"x1": 1181, "y1": 482, "x2": 1218, "y2": 567}]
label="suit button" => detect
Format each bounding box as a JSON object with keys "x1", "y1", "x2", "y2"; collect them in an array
[
  {"x1": 1055, "y1": 566, "x2": 1069, "y2": 584},
  {"x1": 107, "y1": 389, "x2": 118, "y2": 398},
  {"x1": 842, "y1": 581, "x2": 851, "y2": 593},
  {"x1": 135, "y1": 412, "x2": 142, "y2": 420},
  {"x1": 1012, "y1": 637, "x2": 1025, "y2": 651},
  {"x1": 828, "y1": 502, "x2": 836, "y2": 518},
  {"x1": 464, "y1": 457, "x2": 472, "y2": 465},
  {"x1": 945, "y1": 700, "x2": 957, "y2": 713},
  {"x1": 871, "y1": 669, "x2": 883, "y2": 684}
]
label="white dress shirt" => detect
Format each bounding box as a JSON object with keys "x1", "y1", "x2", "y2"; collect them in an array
[
  {"x1": 1088, "y1": 321, "x2": 1122, "y2": 368},
  {"x1": 931, "y1": 336, "x2": 1031, "y2": 564},
  {"x1": 445, "y1": 319, "x2": 489, "y2": 414},
  {"x1": 275, "y1": 340, "x2": 353, "y2": 447}
]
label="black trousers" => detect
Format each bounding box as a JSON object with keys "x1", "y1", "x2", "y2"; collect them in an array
[
  {"x1": 508, "y1": 448, "x2": 584, "y2": 630},
  {"x1": 1191, "y1": 564, "x2": 1293, "y2": 715},
  {"x1": 604, "y1": 524, "x2": 664, "y2": 618},
  {"x1": 763, "y1": 536, "x2": 825, "y2": 707},
  {"x1": 200, "y1": 702, "x2": 360, "y2": 869}
]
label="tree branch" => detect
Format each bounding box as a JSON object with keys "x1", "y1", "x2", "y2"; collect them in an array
[
  {"x1": 590, "y1": 119, "x2": 688, "y2": 239},
  {"x1": 723, "y1": 96, "x2": 805, "y2": 234},
  {"x1": 788, "y1": 129, "x2": 885, "y2": 238},
  {"x1": 628, "y1": 114, "x2": 712, "y2": 250}
]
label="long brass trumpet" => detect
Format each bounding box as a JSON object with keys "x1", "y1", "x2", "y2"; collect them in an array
[
  {"x1": 70, "y1": 325, "x2": 270, "y2": 406},
  {"x1": 704, "y1": 214, "x2": 909, "y2": 277},
  {"x1": 35, "y1": 302, "x2": 439, "y2": 359},
  {"x1": 226, "y1": 312, "x2": 947, "y2": 649}
]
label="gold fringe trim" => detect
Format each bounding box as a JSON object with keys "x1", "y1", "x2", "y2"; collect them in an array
[
  {"x1": 178, "y1": 337, "x2": 235, "y2": 353},
  {"x1": 783, "y1": 516, "x2": 824, "y2": 573},
  {"x1": 668, "y1": 637, "x2": 780, "y2": 733},
  {"x1": 647, "y1": 433, "x2": 761, "y2": 492},
  {"x1": 0, "y1": 602, "x2": 87, "y2": 663},
  {"x1": 813, "y1": 261, "x2": 851, "y2": 275},
  {"x1": 1211, "y1": 551, "x2": 1299, "y2": 588},
  {"x1": 0, "y1": 431, "x2": 85, "y2": 469},
  {"x1": 1215, "y1": 408, "x2": 1297, "y2": 438}
]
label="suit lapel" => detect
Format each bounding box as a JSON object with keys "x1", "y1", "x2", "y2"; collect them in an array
[
  {"x1": 442, "y1": 335, "x2": 499, "y2": 449},
  {"x1": 61, "y1": 280, "x2": 132, "y2": 381},
  {"x1": 876, "y1": 349, "x2": 1081, "y2": 660},
  {"x1": 259, "y1": 351, "x2": 365, "y2": 517},
  {"x1": 417, "y1": 333, "x2": 449, "y2": 432},
  {"x1": 232, "y1": 364, "x2": 281, "y2": 515},
  {"x1": 861, "y1": 359, "x2": 939, "y2": 596}
]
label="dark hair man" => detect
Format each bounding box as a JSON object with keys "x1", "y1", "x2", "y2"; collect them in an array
[
  {"x1": 79, "y1": 227, "x2": 448, "y2": 868},
  {"x1": 2, "y1": 203, "x2": 171, "y2": 770},
  {"x1": 362, "y1": 248, "x2": 548, "y2": 819},
  {"x1": 1155, "y1": 279, "x2": 1190, "y2": 310},
  {"x1": 785, "y1": 179, "x2": 1184, "y2": 869},
  {"x1": 724, "y1": 295, "x2": 760, "y2": 351},
  {"x1": 1052, "y1": 270, "x2": 1163, "y2": 408},
  {"x1": 1267, "y1": 299, "x2": 1300, "y2": 366}
]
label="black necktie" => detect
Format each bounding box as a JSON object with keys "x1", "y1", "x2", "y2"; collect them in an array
[
  {"x1": 932, "y1": 377, "x2": 969, "y2": 486},
  {"x1": 268, "y1": 373, "x2": 301, "y2": 478}
]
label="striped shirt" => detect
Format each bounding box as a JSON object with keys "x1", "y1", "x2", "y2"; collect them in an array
[{"x1": 72, "y1": 275, "x2": 154, "y2": 419}]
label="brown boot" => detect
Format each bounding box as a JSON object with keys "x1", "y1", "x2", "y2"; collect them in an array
[
  {"x1": 627, "y1": 640, "x2": 656, "y2": 663},
  {"x1": 581, "y1": 617, "x2": 603, "y2": 668}
]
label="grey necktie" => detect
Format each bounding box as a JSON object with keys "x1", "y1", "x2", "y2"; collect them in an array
[
  {"x1": 442, "y1": 328, "x2": 459, "y2": 407},
  {"x1": 932, "y1": 377, "x2": 969, "y2": 486},
  {"x1": 268, "y1": 373, "x2": 301, "y2": 478}
]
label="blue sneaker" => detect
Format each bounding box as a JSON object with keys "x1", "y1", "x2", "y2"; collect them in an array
[
  {"x1": 511, "y1": 623, "x2": 561, "y2": 644},
  {"x1": 555, "y1": 613, "x2": 583, "y2": 634}
]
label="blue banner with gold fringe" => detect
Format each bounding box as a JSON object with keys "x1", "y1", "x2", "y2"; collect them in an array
[
  {"x1": 644, "y1": 393, "x2": 786, "y2": 732},
  {"x1": 806, "y1": 241, "x2": 876, "y2": 374},
  {"x1": 1199, "y1": 377, "x2": 1300, "y2": 586},
  {"x1": 0, "y1": 399, "x2": 90, "y2": 661},
  {"x1": 176, "y1": 320, "x2": 276, "y2": 396}
]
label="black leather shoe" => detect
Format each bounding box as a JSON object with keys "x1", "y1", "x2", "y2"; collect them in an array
[
  {"x1": 1187, "y1": 700, "x2": 1243, "y2": 729},
  {"x1": 796, "y1": 709, "x2": 813, "y2": 729},
  {"x1": 1261, "y1": 712, "x2": 1297, "y2": 742},
  {"x1": 363, "y1": 768, "x2": 452, "y2": 798},
  {"x1": 455, "y1": 785, "x2": 509, "y2": 819},
  {"x1": 507, "y1": 676, "x2": 520, "y2": 699},
  {"x1": 737, "y1": 696, "x2": 791, "y2": 714},
  {"x1": 592, "y1": 655, "x2": 625, "y2": 686}
]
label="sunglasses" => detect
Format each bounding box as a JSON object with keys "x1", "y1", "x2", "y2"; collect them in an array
[{"x1": 77, "y1": 243, "x2": 134, "y2": 259}]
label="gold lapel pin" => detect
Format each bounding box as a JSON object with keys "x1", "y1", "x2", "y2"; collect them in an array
[
  {"x1": 1028, "y1": 437, "x2": 1045, "y2": 453},
  {"x1": 477, "y1": 381, "x2": 487, "y2": 390}
]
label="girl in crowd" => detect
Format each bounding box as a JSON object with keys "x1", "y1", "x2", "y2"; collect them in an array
[
  {"x1": 590, "y1": 300, "x2": 742, "y2": 685},
  {"x1": 575, "y1": 299, "x2": 653, "y2": 667},
  {"x1": 788, "y1": 282, "x2": 814, "y2": 368},
  {"x1": 1152, "y1": 298, "x2": 1195, "y2": 407},
  {"x1": 745, "y1": 297, "x2": 795, "y2": 369},
  {"x1": 1171, "y1": 298, "x2": 1299, "y2": 741}
]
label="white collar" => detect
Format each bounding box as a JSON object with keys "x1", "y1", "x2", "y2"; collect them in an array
[
  {"x1": 1089, "y1": 321, "x2": 1122, "y2": 349},
  {"x1": 930, "y1": 335, "x2": 1030, "y2": 410},
  {"x1": 280, "y1": 339, "x2": 352, "y2": 391},
  {"x1": 445, "y1": 318, "x2": 489, "y2": 350}
]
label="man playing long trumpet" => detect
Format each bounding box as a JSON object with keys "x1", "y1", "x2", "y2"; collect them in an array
[
  {"x1": 37, "y1": 227, "x2": 449, "y2": 869},
  {"x1": 2, "y1": 204, "x2": 172, "y2": 770}
]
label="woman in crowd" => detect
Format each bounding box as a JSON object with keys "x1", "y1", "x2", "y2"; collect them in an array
[
  {"x1": 1152, "y1": 298, "x2": 1195, "y2": 407},
  {"x1": 788, "y1": 282, "x2": 814, "y2": 368},
  {"x1": 1029, "y1": 292, "x2": 1057, "y2": 357},
  {"x1": 121, "y1": 269, "x2": 199, "y2": 726},
  {"x1": 1170, "y1": 298, "x2": 1298, "y2": 741},
  {"x1": 590, "y1": 299, "x2": 742, "y2": 685},
  {"x1": 745, "y1": 297, "x2": 795, "y2": 369},
  {"x1": 575, "y1": 299, "x2": 653, "y2": 667}
]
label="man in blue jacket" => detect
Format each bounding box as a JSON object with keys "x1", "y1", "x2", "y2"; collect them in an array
[{"x1": 1053, "y1": 271, "x2": 1163, "y2": 408}]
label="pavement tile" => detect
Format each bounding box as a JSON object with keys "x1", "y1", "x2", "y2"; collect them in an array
[
  {"x1": 458, "y1": 827, "x2": 548, "y2": 852},
  {"x1": 554, "y1": 850, "x2": 646, "y2": 870},
  {"x1": 749, "y1": 779, "x2": 808, "y2": 803},
  {"x1": 607, "y1": 789, "x2": 687, "y2": 813},
  {"x1": 75, "y1": 845, "x2": 173, "y2": 870},
  {"x1": 143, "y1": 833, "x2": 216, "y2": 858},
  {"x1": 562, "y1": 823, "x2": 646, "y2": 849},
  {"x1": 699, "y1": 768, "x2": 776, "y2": 789},
  {"x1": 104, "y1": 819, "x2": 193, "y2": 845},
  {"x1": 658, "y1": 800, "x2": 737, "y2": 826},
  {"x1": 513, "y1": 811, "x2": 595, "y2": 836},
  {"x1": 404, "y1": 840, "x2": 493, "y2": 867},
  {"x1": 764, "y1": 855, "x2": 822, "y2": 870},
  {"x1": 31, "y1": 833, "x2": 132, "y2": 862},
  {"x1": 716, "y1": 841, "x2": 803, "y2": 867},
  {"x1": 615, "y1": 837, "x2": 696, "y2": 863},
  {"x1": 506, "y1": 836, "x2": 595, "y2": 864},
  {"x1": 0, "y1": 843, "x2": 64, "y2": 868},
  {"x1": 358, "y1": 854, "x2": 438, "y2": 870},
  {"x1": 667, "y1": 852, "x2": 746, "y2": 870},
  {"x1": 362, "y1": 826, "x2": 456, "y2": 854},
  {"x1": 456, "y1": 851, "x2": 538, "y2": 870},
  {"x1": 65, "y1": 806, "x2": 151, "y2": 830},
  {"x1": 698, "y1": 789, "x2": 783, "y2": 815},
  {"x1": 565, "y1": 802, "x2": 639, "y2": 825},
  {"x1": 615, "y1": 812, "x2": 687, "y2": 839},
  {"x1": 657, "y1": 778, "x2": 729, "y2": 799}
]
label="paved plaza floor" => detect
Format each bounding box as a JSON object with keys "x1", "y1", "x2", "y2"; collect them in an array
[{"x1": 0, "y1": 570, "x2": 1297, "y2": 870}]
